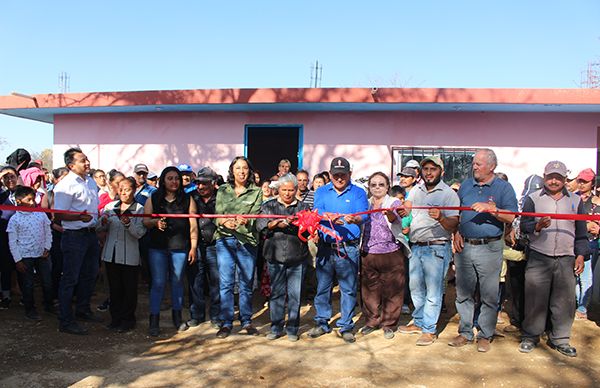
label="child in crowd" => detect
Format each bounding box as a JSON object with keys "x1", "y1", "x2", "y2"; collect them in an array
[{"x1": 7, "y1": 185, "x2": 53, "y2": 320}]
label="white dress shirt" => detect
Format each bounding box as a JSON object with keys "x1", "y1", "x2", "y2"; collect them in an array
[{"x1": 53, "y1": 171, "x2": 99, "y2": 230}]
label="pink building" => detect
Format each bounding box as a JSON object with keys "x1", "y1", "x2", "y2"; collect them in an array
[{"x1": 1, "y1": 87, "x2": 600, "y2": 195}]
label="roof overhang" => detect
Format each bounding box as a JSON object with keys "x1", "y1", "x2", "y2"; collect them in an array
[{"x1": 2, "y1": 87, "x2": 600, "y2": 124}]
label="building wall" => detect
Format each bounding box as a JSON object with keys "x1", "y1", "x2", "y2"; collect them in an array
[{"x1": 54, "y1": 110, "x2": 600, "y2": 195}]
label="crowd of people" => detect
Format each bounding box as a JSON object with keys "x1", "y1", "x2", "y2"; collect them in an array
[{"x1": 0, "y1": 146, "x2": 597, "y2": 357}]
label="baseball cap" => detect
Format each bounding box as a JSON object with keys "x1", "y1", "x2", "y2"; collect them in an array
[
  {"x1": 543, "y1": 161, "x2": 568, "y2": 177},
  {"x1": 522, "y1": 175, "x2": 543, "y2": 196},
  {"x1": 576, "y1": 168, "x2": 595, "y2": 182},
  {"x1": 133, "y1": 163, "x2": 149, "y2": 174},
  {"x1": 329, "y1": 157, "x2": 351, "y2": 174},
  {"x1": 405, "y1": 159, "x2": 420, "y2": 169},
  {"x1": 420, "y1": 155, "x2": 444, "y2": 170},
  {"x1": 397, "y1": 167, "x2": 418, "y2": 178},
  {"x1": 196, "y1": 166, "x2": 217, "y2": 182},
  {"x1": 177, "y1": 164, "x2": 193, "y2": 173},
  {"x1": 147, "y1": 171, "x2": 157, "y2": 180}
]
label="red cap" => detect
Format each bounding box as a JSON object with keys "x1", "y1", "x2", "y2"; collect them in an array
[{"x1": 576, "y1": 168, "x2": 595, "y2": 182}]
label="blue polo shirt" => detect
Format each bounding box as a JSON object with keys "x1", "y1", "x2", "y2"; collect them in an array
[
  {"x1": 313, "y1": 182, "x2": 369, "y2": 243},
  {"x1": 458, "y1": 177, "x2": 518, "y2": 239}
]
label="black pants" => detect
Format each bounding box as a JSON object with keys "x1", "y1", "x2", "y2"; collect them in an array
[
  {"x1": 507, "y1": 260, "x2": 526, "y2": 327},
  {"x1": 106, "y1": 261, "x2": 139, "y2": 327},
  {"x1": 522, "y1": 250, "x2": 576, "y2": 345}
]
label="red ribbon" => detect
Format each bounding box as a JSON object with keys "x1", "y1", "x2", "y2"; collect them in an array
[{"x1": 2, "y1": 204, "x2": 598, "y2": 244}]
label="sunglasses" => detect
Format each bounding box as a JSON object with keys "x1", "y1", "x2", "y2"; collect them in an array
[{"x1": 369, "y1": 182, "x2": 387, "y2": 188}]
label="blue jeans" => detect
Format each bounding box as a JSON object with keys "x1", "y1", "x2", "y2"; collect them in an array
[
  {"x1": 19, "y1": 257, "x2": 53, "y2": 310},
  {"x1": 268, "y1": 261, "x2": 305, "y2": 335},
  {"x1": 216, "y1": 237, "x2": 257, "y2": 328},
  {"x1": 454, "y1": 239, "x2": 503, "y2": 340},
  {"x1": 314, "y1": 243, "x2": 359, "y2": 333},
  {"x1": 409, "y1": 243, "x2": 452, "y2": 334},
  {"x1": 148, "y1": 248, "x2": 188, "y2": 314},
  {"x1": 189, "y1": 244, "x2": 221, "y2": 322},
  {"x1": 576, "y1": 255, "x2": 593, "y2": 315},
  {"x1": 59, "y1": 230, "x2": 100, "y2": 326}
]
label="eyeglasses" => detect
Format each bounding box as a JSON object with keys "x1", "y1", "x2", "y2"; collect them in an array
[{"x1": 369, "y1": 183, "x2": 387, "y2": 188}]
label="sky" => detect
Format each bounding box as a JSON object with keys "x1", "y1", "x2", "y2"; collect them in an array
[{"x1": 1, "y1": 0, "x2": 599, "y2": 154}]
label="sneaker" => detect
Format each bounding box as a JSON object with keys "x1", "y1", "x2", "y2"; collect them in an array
[
  {"x1": 210, "y1": 320, "x2": 222, "y2": 330},
  {"x1": 216, "y1": 326, "x2": 231, "y2": 339},
  {"x1": 266, "y1": 332, "x2": 283, "y2": 340},
  {"x1": 519, "y1": 339, "x2": 536, "y2": 353},
  {"x1": 0, "y1": 298, "x2": 10, "y2": 310},
  {"x1": 96, "y1": 299, "x2": 110, "y2": 312},
  {"x1": 186, "y1": 319, "x2": 201, "y2": 327},
  {"x1": 383, "y1": 328, "x2": 395, "y2": 340},
  {"x1": 401, "y1": 305, "x2": 411, "y2": 314},
  {"x1": 59, "y1": 322, "x2": 88, "y2": 335},
  {"x1": 416, "y1": 333, "x2": 437, "y2": 346},
  {"x1": 575, "y1": 311, "x2": 588, "y2": 321},
  {"x1": 398, "y1": 324, "x2": 422, "y2": 335},
  {"x1": 360, "y1": 326, "x2": 377, "y2": 336},
  {"x1": 242, "y1": 324, "x2": 259, "y2": 336},
  {"x1": 341, "y1": 331, "x2": 356, "y2": 344},
  {"x1": 287, "y1": 333, "x2": 299, "y2": 342},
  {"x1": 307, "y1": 326, "x2": 327, "y2": 338},
  {"x1": 547, "y1": 340, "x2": 577, "y2": 357},
  {"x1": 25, "y1": 308, "x2": 42, "y2": 321}
]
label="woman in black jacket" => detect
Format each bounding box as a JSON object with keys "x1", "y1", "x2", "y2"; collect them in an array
[{"x1": 257, "y1": 173, "x2": 310, "y2": 341}]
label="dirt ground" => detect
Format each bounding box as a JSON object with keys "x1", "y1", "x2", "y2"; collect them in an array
[{"x1": 1, "y1": 281, "x2": 600, "y2": 388}]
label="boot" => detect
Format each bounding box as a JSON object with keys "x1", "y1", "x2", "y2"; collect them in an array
[
  {"x1": 172, "y1": 309, "x2": 188, "y2": 332},
  {"x1": 149, "y1": 314, "x2": 160, "y2": 337}
]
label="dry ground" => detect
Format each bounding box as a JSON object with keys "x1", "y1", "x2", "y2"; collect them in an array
[{"x1": 1, "y1": 283, "x2": 600, "y2": 388}]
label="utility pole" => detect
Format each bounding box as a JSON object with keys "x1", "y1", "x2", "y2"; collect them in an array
[{"x1": 310, "y1": 61, "x2": 323, "y2": 88}]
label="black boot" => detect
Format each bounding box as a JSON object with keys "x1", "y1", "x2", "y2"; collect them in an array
[
  {"x1": 172, "y1": 310, "x2": 188, "y2": 332},
  {"x1": 149, "y1": 314, "x2": 160, "y2": 337}
]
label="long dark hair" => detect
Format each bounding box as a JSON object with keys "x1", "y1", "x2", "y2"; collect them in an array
[
  {"x1": 155, "y1": 166, "x2": 185, "y2": 206},
  {"x1": 226, "y1": 156, "x2": 256, "y2": 188}
]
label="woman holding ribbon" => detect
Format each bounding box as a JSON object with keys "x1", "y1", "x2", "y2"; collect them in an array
[
  {"x1": 359, "y1": 171, "x2": 407, "y2": 339},
  {"x1": 98, "y1": 177, "x2": 146, "y2": 332},
  {"x1": 257, "y1": 173, "x2": 310, "y2": 341},
  {"x1": 143, "y1": 166, "x2": 198, "y2": 336},
  {"x1": 214, "y1": 156, "x2": 262, "y2": 338}
]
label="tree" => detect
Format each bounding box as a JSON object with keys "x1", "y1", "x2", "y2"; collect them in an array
[{"x1": 30, "y1": 148, "x2": 53, "y2": 170}]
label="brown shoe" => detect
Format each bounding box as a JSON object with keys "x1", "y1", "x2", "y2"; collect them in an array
[
  {"x1": 398, "y1": 324, "x2": 422, "y2": 335},
  {"x1": 477, "y1": 338, "x2": 491, "y2": 352},
  {"x1": 448, "y1": 334, "x2": 472, "y2": 347},
  {"x1": 416, "y1": 333, "x2": 437, "y2": 346}
]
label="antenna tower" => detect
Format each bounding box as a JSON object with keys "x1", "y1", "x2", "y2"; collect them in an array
[
  {"x1": 310, "y1": 61, "x2": 323, "y2": 88},
  {"x1": 59, "y1": 72, "x2": 70, "y2": 93}
]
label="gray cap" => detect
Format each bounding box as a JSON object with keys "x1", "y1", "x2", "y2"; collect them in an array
[
  {"x1": 544, "y1": 161, "x2": 568, "y2": 177},
  {"x1": 405, "y1": 160, "x2": 420, "y2": 169},
  {"x1": 397, "y1": 167, "x2": 418, "y2": 178},
  {"x1": 195, "y1": 166, "x2": 217, "y2": 182}
]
